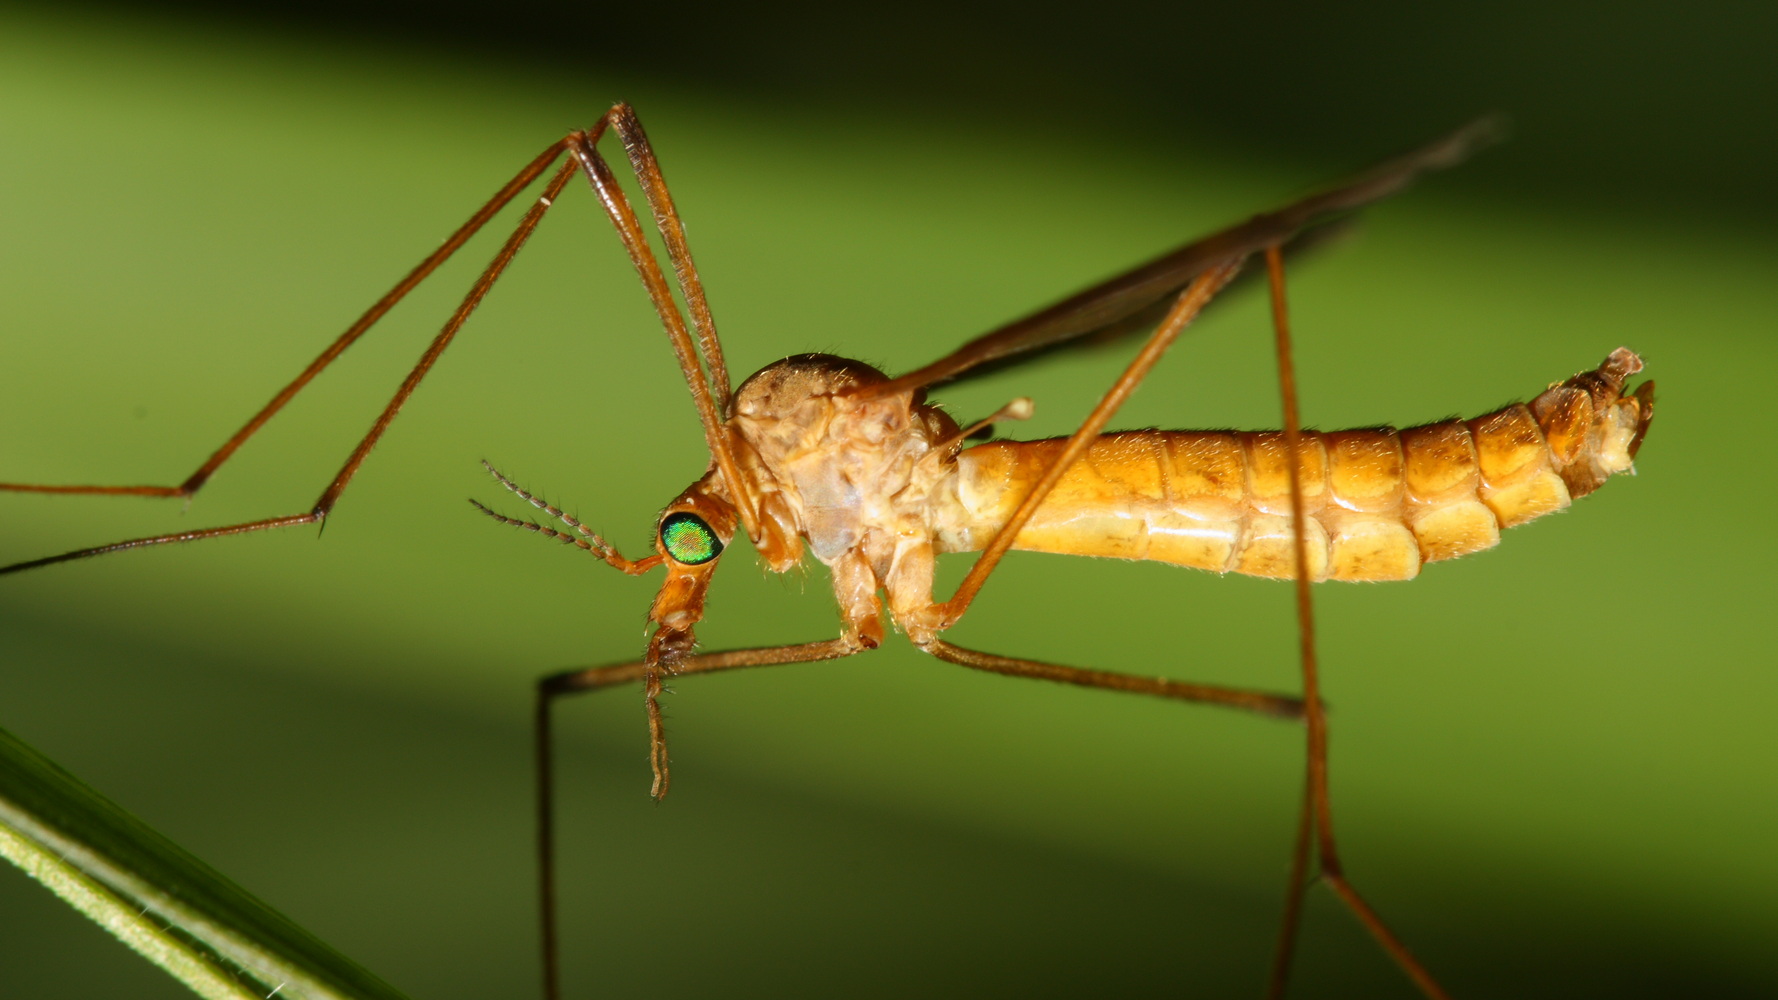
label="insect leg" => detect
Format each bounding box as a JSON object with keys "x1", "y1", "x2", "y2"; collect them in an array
[
  {"x1": 1261, "y1": 245, "x2": 1448, "y2": 1000},
  {"x1": 597, "y1": 104, "x2": 730, "y2": 413},
  {"x1": 567, "y1": 106, "x2": 762, "y2": 540},
  {"x1": 920, "y1": 638, "x2": 1305, "y2": 718},
  {"x1": 1, "y1": 141, "x2": 589, "y2": 574},
  {"x1": 534, "y1": 637, "x2": 869, "y2": 1000},
  {"x1": 933, "y1": 258, "x2": 1244, "y2": 626},
  {"x1": 1, "y1": 137, "x2": 576, "y2": 503}
]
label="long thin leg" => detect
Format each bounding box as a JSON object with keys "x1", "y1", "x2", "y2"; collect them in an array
[
  {"x1": 0, "y1": 137, "x2": 578, "y2": 501},
  {"x1": 1266, "y1": 775, "x2": 1315, "y2": 997},
  {"x1": 0, "y1": 144, "x2": 588, "y2": 575},
  {"x1": 4, "y1": 103, "x2": 759, "y2": 577},
  {"x1": 921, "y1": 638, "x2": 1306, "y2": 720},
  {"x1": 935, "y1": 257, "x2": 1243, "y2": 626},
  {"x1": 540, "y1": 631, "x2": 1305, "y2": 1000},
  {"x1": 1266, "y1": 236, "x2": 1321, "y2": 999},
  {"x1": 1261, "y1": 245, "x2": 1449, "y2": 1000},
  {"x1": 535, "y1": 637, "x2": 866, "y2": 1000},
  {"x1": 564, "y1": 107, "x2": 762, "y2": 540},
  {"x1": 602, "y1": 104, "x2": 730, "y2": 414}
]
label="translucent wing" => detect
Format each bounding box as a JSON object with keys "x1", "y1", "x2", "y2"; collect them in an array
[{"x1": 858, "y1": 117, "x2": 1503, "y2": 399}]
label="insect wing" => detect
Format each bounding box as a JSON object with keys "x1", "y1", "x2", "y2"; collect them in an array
[{"x1": 863, "y1": 117, "x2": 1503, "y2": 398}]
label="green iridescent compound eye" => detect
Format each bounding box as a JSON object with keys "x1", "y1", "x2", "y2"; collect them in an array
[{"x1": 659, "y1": 511, "x2": 722, "y2": 565}]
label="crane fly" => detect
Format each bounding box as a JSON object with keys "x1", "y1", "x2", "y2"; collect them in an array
[{"x1": 0, "y1": 106, "x2": 1654, "y2": 1000}]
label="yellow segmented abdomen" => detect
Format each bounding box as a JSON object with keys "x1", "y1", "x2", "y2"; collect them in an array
[{"x1": 930, "y1": 349, "x2": 1654, "y2": 582}]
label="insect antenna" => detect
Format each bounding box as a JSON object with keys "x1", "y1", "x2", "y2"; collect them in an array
[
  {"x1": 471, "y1": 461, "x2": 660, "y2": 575},
  {"x1": 466, "y1": 499, "x2": 603, "y2": 556}
]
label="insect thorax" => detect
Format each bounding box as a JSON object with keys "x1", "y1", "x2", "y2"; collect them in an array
[{"x1": 729, "y1": 354, "x2": 959, "y2": 635}]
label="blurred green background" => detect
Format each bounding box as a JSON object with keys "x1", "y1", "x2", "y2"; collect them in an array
[{"x1": 1, "y1": 2, "x2": 1773, "y2": 998}]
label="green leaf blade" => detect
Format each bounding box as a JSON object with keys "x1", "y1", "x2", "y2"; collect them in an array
[{"x1": 0, "y1": 726, "x2": 413, "y2": 1000}]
